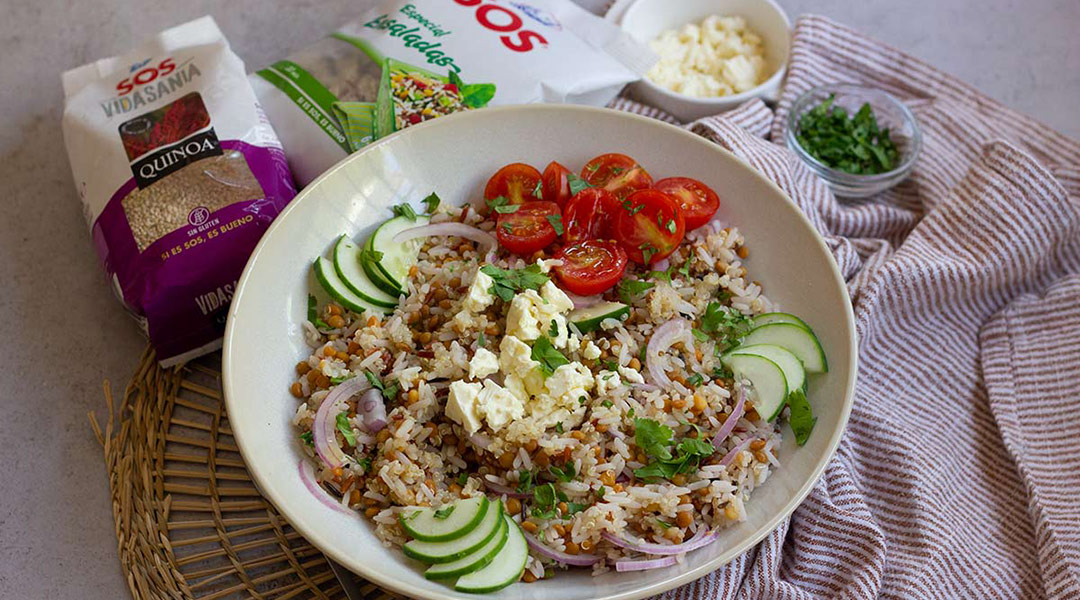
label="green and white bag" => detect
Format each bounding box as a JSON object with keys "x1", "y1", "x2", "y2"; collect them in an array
[{"x1": 250, "y1": 0, "x2": 654, "y2": 186}]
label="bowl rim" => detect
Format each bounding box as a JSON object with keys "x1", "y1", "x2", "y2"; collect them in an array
[
  {"x1": 785, "y1": 83, "x2": 923, "y2": 183},
  {"x1": 622, "y1": 0, "x2": 792, "y2": 106},
  {"x1": 222, "y1": 103, "x2": 858, "y2": 600}
]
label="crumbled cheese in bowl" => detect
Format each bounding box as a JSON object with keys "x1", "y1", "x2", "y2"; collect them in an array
[{"x1": 646, "y1": 15, "x2": 770, "y2": 98}]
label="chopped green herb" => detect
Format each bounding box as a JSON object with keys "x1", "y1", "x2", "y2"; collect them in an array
[
  {"x1": 364, "y1": 371, "x2": 399, "y2": 401},
  {"x1": 480, "y1": 264, "x2": 550, "y2": 302},
  {"x1": 329, "y1": 375, "x2": 351, "y2": 385},
  {"x1": 421, "y1": 192, "x2": 440, "y2": 214},
  {"x1": 546, "y1": 214, "x2": 564, "y2": 235},
  {"x1": 602, "y1": 359, "x2": 618, "y2": 371},
  {"x1": 686, "y1": 373, "x2": 705, "y2": 387},
  {"x1": 787, "y1": 389, "x2": 816, "y2": 445},
  {"x1": 679, "y1": 261, "x2": 691, "y2": 278},
  {"x1": 602, "y1": 372, "x2": 616, "y2": 381},
  {"x1": 549, "y1": 462, "x2": 575, "y2": 482},
  {"x1": 307, "y1": 295, "x2": 330, "y2": 330},
  {"x1": 596, "y1": 486, "x2": 607, "y2": 499},
  {"x1": 501, "y1": 222, "x2": 513, "y2": 233},
  {"x1": 691, "y1": 328, "x2": 708, "y2": 342},
  {"x1": 335, "y1": 412, "x2": 357, "y2": 446},
  {"x1": 517, "y1": 470, "x2": 535, "y2": 494},
  {"x1": 656, "y1": 212, "x2": 664, "y2": 228},
  {"x1": 486, "y1": 195, "x2": 511, "y2": 212},
  {"x1": 494, "y1": 204, "x2": 521, "y2": 214},
  {"x1": 579, "y1": 395, "x2": 588, "y2": 405},
  {"x1": 531, "y1": 483, "x2": 559, "y2": 519},
  {"x1": 610, "y1": 166, "x2": 625, "y2": 175},
  {"x1": 567, "y1": 173, "x2": 593, "y2": 195},
  {"x1": 477, "y1": 332, "x2": 486, "y2": 347},
  {"x1": 299, "y1": 431, "x2": 314, "y2": 447},
  {"x1": 618, "y1": 278, "x2": 654, "y2": 303},
  {"x1": 548, "y1": 320, "x2": 560, "y2": 338},
  {"x1": 531, "y1": 336, "x2": 570, "y2": 376},
  {"x1": 358, "y1": 457, "x2": 372, "y2": 473},
  {"x1": 796, "y1": 94, "x2": 901, "y2": 175},
  {"x1": 655, "y1": 519, "x2": 672, "y2": 529},
  {"x1": 457, "y1": 472, "x2": 469, "y2": 486},
  {"x1": 627, "y1": 407, "x2": 635, "y2": 419},
  {"x1": 433, "y1": 505, "x2": 456, "y2": 519},
  {"x1": 391, "y1": 203, "x2": 418, "y2": 220},
  {"x1": 602, "y1": 400, "x2": 614, "y2": 408},
  {"x1": 585, "y1": 163, "x2": 600, "y2": 173},
  {"x1": 632, "y1": 418, "x2": 715, "y2": 481},
  {"x1": 666, "y1": 219, "x2": 678, "y2": 234},
  {"x1": 634, "y1": 418, "x2": 673, "y2": 460},
  {"x1": 639, "y1": 242, "x2": 656, "y2": 265},
  {"x1": 554, "y1": 422, "x2": 564, "y2": 434},
  {"x1": 533, "y1": 179, "x2": 544, "y2": 199},
  {"x1": 699, "y1": 302, "x2": 753, "y2": 351},
  {"x1": 565, "y1": 501, "x2": 589, "y2": 515}
]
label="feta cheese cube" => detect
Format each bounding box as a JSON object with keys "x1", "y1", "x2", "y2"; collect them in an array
[
  {"x1": 540, "y1": 281, "x2": 575, "y2": 315},
  {"x1": 582, "y1": 340, "x2": 602, "y2": 361},
  {"x1": 468, "y1": 347, "x2": 499, "y2": 380},
  {"x1": 463, "y1": 270, "x2": 495, "y2": 313},
  {"x1": 477, "y1": 380, "x2": 525, "y2": 432},
  {"x1": 446, "y1": 381, "x2": 483, "y2": 434},
  {"x1": 505, "y1": 291, "x2": 543, "y2": 341},
  {"x1": 544, "y1": 362, "x2": 594, "y2": 400},
  {"x1": 595, "y1": 370, "x2": 622, "y2": 395}
]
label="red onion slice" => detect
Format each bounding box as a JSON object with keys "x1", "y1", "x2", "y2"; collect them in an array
[
  {"x1": 645, "y1": 318, "x2": 692, "y2": 387},
  {"x1": 523, "y1": 531, "x2": 603, "y2": 567},
  {"x1": 615, "y1": 556, "x2": 677, "y2": 572},
  {"x1": 298, "y1": 459, "x2": 353, "y2": 515},
  {"x1": 312, "y1": 377, "x2": 371, "y2": 469},
  {"x1": 566, "y1": 291, "x2": 600, "y2": 310},
  {"x1": 718, "y1": 437, "x2": 755, "y2": 467},
  {"x1": 392, "y1": 222, "x2": 497, "y2": 256},
  {"x1": 482, "y1": 476, "x2": 530, "y2": 499},
  {"x1": 358, "y1": 388, "x2": 387, "y2": 433},
  {"x1": 711, "y1": 384, "x2": 746, "y2": 448},
  {"x1": 601, "y1": 527, "x2": 716, "y2": 556}
]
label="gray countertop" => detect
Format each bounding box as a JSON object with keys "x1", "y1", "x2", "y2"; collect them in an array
[{"x1": 0, "y1": 1, "x2": 1076, "y2": 598}]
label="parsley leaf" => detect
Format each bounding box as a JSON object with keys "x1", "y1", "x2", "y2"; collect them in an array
[
  {"x1": 531, "y1": 336, "x2": 569, "y2": 376},
  {"x1": 477, "y1": 332, "x2": 486, "y2": 347},
  {"x1": 307, "y1": 295, "x2": 330, "y2": 330},
  {"x1": 480, "y1": 264, "x2": 550, "y2": 302},
  {"x1": 486, "y1": 195, "x2": 511, "y2": 212},
  {"x1": 330, "y1": 375, "x2": 351, "y2": 385},
  {"x1": 299, "y1": 431, "x2": 314, "y2": 447},
  {"x1": 495, "y1": 204, "x2": 520, "y2": 214},
  {"x1": 787, "y1": 389, "x2": 816, "y2": 445},
  {"x1": 666, "y1": 219, "x2": 677, "y2": 234},
  {"x1": 634, "y1": 418, "x2": 673, "y2": 460},
  {"x1": 391, "y1": 203, "x2": 418, "y2": 221},
  {"x1": 548, "y1": 319, "x2": 560, "y2": 338},
  {"x1": 554, "y1": 421, "x2": 564, "y2": 434},
  {"x1": 655, "y1": 519, "x2": 672, "y2": 529},
  {"x1": 364, "y1": 371, "x2": 399, "y2": 402},
  {"x1": 549, "y1": 462, "x2": 575, "y2": 482},
  {"x1": 618, "y1": 279, "x2": 655, "y2": 303},
  {"x1": 358, "y1": 456, "x2": 372, "y2": 473},
  {"x1": 686, "y1": 372, "x2": 705, "y2": 387},
  {"x1": 639, "y1": 242, "x2": 656, "y2": 265},
  {"x1": 795, "y1": 94, "x2": 900, "y2": 175},
  {"x1": 691, "y1": 328, "x2": 708, "y2": 342},
  {"x1": 699, "y1": 302, "x2": 753, "y2": 351},
  {"x1": 596, "y1": 485, "x2": 607, "y2": 499},
  {"x1": 565, "y1": 501, "x2": 589, "y2": 515},
  {"x1": 602, "y1": 399, "x2": 614, "y2": 408},
  {"x1": 421, "y1": 192, "x2": 440, "y2": 214},
  {"x1": 433, "y1": 505, "x2": 455, "y2": 519},
  {"x1": 567, "y1": 172, "x2": 593, "y2": 195},
  {"x1": 533, "y1": 179, "x2": 544, "y2": 199},
  {"x1": 679, "y1": 261, "x2": 691, "y2": 278},
  {"x1": 517, "y1": 470, "x2": 535, "y2": 494},
  {"x1": 336, "y1": 412, "x2": 357, "y2": 446},
  {"x1": 531, "y1": 483, "x2": 559, "y2": 519},
  {"x1": 457, "y1": 472, "x2": 469, "y2": 486},
  {"x1": 546, "y1": 214, "x2": 564, "y2": 235}
]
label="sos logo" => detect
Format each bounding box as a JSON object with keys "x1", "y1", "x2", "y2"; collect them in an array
[
  {"x1": 452, "y1": 0, "x2": 548, "y2": 53},
  {"x1": 116, "y1": 58, "x2": 176, "y2": 96}
]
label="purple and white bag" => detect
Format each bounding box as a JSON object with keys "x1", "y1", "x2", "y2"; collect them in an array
[{"x1": 62, "y1": 16, "x2": 297, "y2": 366}]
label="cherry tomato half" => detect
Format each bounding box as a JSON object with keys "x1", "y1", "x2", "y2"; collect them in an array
[
  {"x1": 541, "y1": 161, "x2": 573, "y2": 208},
  {"x1": 614, "y1": 189, "x2": 685, "y2": 265},
  {"x1": 553, "y1": 240, "x2": 629, "y2": 296},
  {"x1": 653, "y1": 177, "x2": 720, "y2": 231},
  {"x1": 496, "y1": 201, "x2": 561, "y2": 256},
  {"x1": 580, "y1": 153, "x2": 653, "y2": 200},
  {"x1": 563, "y1": 188, "x2": 620, "y2": 243},
  {"x1": 484, "y1": 163, "x2": 542, "y2": 208}
]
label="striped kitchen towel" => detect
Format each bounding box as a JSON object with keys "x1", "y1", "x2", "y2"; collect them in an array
[{"x1": 613, "y1": 14, "x2": 1080, "y2": 600}]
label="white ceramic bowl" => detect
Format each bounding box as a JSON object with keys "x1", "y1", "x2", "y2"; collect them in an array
[
  {"x1": 618, "y1": 0, "x2": 791, "y2": 121},
  {"x1": 223, "y1": 105, "x2": 856, "y2": 600}
]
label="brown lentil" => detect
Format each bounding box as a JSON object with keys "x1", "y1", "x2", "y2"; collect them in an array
[
  {"x1": 750, "y1": 439, "x2": 766, "y2": 451},
  {"x1": 289, "y1": 382, "x2": 303, "y2": 398},
  {"x1": 295, "y1": 361, "x2": 311, "y2": 375}
]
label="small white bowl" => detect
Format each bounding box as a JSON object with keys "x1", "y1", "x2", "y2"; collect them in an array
[{"x1": 617, "y1": 0, "x2": 791, "y2": 121}]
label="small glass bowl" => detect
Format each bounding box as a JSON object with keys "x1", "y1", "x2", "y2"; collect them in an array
[{"x1": 785, "y1": 84, "x2": 922, "y2": 198}]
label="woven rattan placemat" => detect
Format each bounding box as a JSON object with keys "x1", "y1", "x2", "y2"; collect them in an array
[{"x1": 90, "y1": 347, "x2": 401, "y2": 600}]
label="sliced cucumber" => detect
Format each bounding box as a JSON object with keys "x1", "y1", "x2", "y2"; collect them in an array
[
  {"x1": 360, "y1": 235, "x2": 403, "y2": 296},
  {"x1": 404, "y1": 501, "x2": 504, "y2": 564},
  {"x1": 726, "y1": 344, "x2": 806, "y2": 396},
  {"x1": 401, "y1": 496, "x2": 488, "y2": 543},
  {"x1": 425, "y1": 514, "x2": 509, "y2": 580},
  {"x1": 742, "y1": 322, "x2": 828, "y2": 373},
  {"x1": 454, "y1": 515, "x2": 527, "y2": 594},
  {"x1": 313, "y1": 258, "x2": 388, "y2": 315},
  {"x1": 752, "y1": 312, "x2": 811, "y2": 330},
  {"x1": 721, "y1": 353, "x2": 789, "y2": 422},
  {"x1": 332, "y1": 235, "x2": 399, "y2": 308},
  {"x1": 568, "y1": 301, "x2": 629, "y2": 333},
  {"x1": 367, "y1": 215, "x2": 429, "y2": 294}
]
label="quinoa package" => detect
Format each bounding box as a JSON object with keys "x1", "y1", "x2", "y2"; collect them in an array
[
  {"x1": 251, "y1": 0, "x2": 655, "y2": 186},
  {"x1": 62, "y1": 17, "x2": 297, "y2": 366}
]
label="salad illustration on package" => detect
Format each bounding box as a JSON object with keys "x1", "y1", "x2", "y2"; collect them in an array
[{"x1": 375, "y1": 58, "x2": 495, "y2": 139}]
